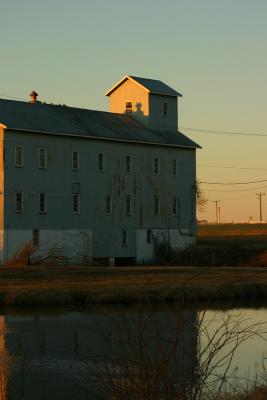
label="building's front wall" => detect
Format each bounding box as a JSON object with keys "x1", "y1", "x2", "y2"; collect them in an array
[{"x1": 3, "y1": 129, "x2": 196, "y2": 264}]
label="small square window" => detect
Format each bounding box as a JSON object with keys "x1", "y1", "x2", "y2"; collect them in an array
[
  {"x1": 125, "y1": 101, "x2": 133, "y2": 115},
  {"x1": 154, "y1": 197, "x2": 160, "y2": 216},
  {"x1": 122, "y1": 230, "x2": 128, "y2": 246},
  {"x1": 15, "y1": 146, "x2": 23, "y2": 167},
  {"x1": 38, "y1": 148, "x2": 47, "y2": 169},
  {"x1": 163, "y1": 102, "x2": 168, "y2": 116},
  {"x1": 73, "y1": 194, "x2": 80, "y2": 214},
  {"x1": 154, "y1": 158, "x2": 160, "y2": 175},
  {"x1": 72, "y1": 151, "x2": 79, "y2": 170},
  {"x1": 98, "y1": 153, "x2": 104, "y2": 171},
  {"x1": 39, "y1": 193, "x2": 47, "y2": 214},
  {"x1": 147, "y1": 229, "x2": 152, "y2": 244},
  {"x1": 172, "y1": 197, "x2": 178, "y2": 216},
  {"x1": 126, "y1": 195, "x2": 132, "y2": 215},
  {"x1": 172, "y1": 159, "x2": 177, "y2": 176},
  {"x1": 126, "y1": 155, "x2": 132, "y2": 173},
  {"x1": 106, "y1": 196, "x2": 112, "y2": 215},
  {"x1": 16, "y1": 192, "x2": 23, "y2": 213}
]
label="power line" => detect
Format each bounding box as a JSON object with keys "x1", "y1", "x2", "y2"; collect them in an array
[
  {"x1": 198, "y1": 164, "x2": 267, "y2": 171},
  {"x1": 0, "y1": 92, "x2": 27, "y2": 101},
  {"x1": 200, "y1": 178, "x2": 267, "y2": 185},
  {"x1": 181, "y1": 127, "x2": 267, "y2": 137},
  {"x1": 202, "y1": 185, "x2": 267, "y2": 193}
]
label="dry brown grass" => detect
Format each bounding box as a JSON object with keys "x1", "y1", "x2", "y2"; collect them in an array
[
  {"x1": 197, "y1": 223, "x2": 267, "y2": 238},
  {"x1": 167, "y1": 223, "x2": 267, "y2": 268},
  {"x1": 5, "y1": 242, "x2": 36, "y2": 266},
  {"x1": 217, "y1": 387, "x2": 267, "y2": 400},
  {"x1": 0, "y1": 265, "x2": 267, "y2": 305}
]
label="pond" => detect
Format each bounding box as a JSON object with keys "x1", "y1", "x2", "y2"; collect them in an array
[{"x1": 0, "y1": 302, "x2": 267, "y2": 399}]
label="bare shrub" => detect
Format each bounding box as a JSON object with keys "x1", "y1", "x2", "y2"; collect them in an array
[
  {"x1": 94, "y1": 303, "x2": 267, "y2": 400},
  {"x1": 153, "y1": 238, "x2": 174, "y2": 265},
  {"x1": 6, "y1": 242, "x2": 68, "y2": 266},
  {"x1": 196, "y1": 180, "x2": 208, "y2": 214},
  {"x1": 6, "y1": 241, "x2": 36, "y2": 266},
  {"x1": 31, "y1": 244, "x2": 68, "y2": 265}
]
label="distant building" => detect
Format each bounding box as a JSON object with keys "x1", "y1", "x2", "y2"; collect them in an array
[{"x1": 0, "y1": 75, "x2": 200, "y2": 265}]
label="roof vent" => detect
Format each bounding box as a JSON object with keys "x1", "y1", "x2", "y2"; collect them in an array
[{"x1": 30, "y1": 90, "x2": 38, "y2": 103}]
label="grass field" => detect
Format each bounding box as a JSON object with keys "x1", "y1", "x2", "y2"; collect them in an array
[
  {"x1": 172, "y1": 223, "x2": 267, "y2": 268},
  {"x1": 197, "y1": 223, "x2": 267, "y2": 238},
  {"x1": 1, "y1": 264, "x2": 267, "y2": 306}
]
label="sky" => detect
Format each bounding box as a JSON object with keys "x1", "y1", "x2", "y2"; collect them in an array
[{"x1": 1, "y1": 0, "x2": 267, "y2": 223}]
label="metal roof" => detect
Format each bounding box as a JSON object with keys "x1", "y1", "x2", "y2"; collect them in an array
[
  {"x1": 0, "y1": 99, "x2": 200, "y2": 149},
  {"x1": 129, "y1": 76, "x2": 182, "y2": 97},
  {"x1": 105, "y1": 75, "x2": 182, "y2": 97}
]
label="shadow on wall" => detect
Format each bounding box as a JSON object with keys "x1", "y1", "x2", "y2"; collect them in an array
[{"x1": 125, "y1": 102, "x2": 148, "y2": 127}]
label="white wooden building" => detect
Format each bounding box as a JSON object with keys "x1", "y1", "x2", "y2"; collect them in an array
[{"x1": 0, "y1": 75, "x2": 200, "y2": 264}]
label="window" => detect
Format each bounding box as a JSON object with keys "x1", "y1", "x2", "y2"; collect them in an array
[
  {"x1": 126, "y1": 195, "x2": 132, "y2": 215},
  {"x1": 172, "y1": 197, "x2": 178, "y2": 216},
  {"x1": 98, "y1": 153, "x2": 104, "y2": 171},
  {"x1": 172, "y1": 159, "x2": 177, "y2": 176},
  {"x1": 72, "y1": 151, "x2": 79, "y2": 170},
  {"x1": 154, "y1": 196, "x2": 160, "y2": 216},
  {"x1": 154, "y1": 158, "x2": 160, "y2": 175},
  {"x1": 72, "y1": 182, "x2": 80, "y2": 194},
  {"x1": 33, "y1": 229, "x2": 39, "y2": 247},
  {"x1": 163, "y1": 102, "x2": 168, "y2": 116},
  {"x1": 106, "y1": 196, "x2": 112, "y2": 215},
  {"x1": 16, "y1": 192, "x2": 23, "y2": 213},
  {"x1": 147, "y1": 229, "x2": 152, "y2": 244},
  {"x1": 72, "y1": 183, "x2": 80, "y2": 214},
  {"x1": 122, "y1": 230, "x2": 128, "y2": 246},
  {"x1": 126, "y1": 155, "x2": 132, "y2": 173},
  {"x1": 39, "y1": 193, "x2": 47, "y2": 214},
  {"x1": 38, "y1": 148, "x2": 47, "y2": 169},
  {"x1": 73, "y1": 194, "x2": 80, "y2": 214},
  {"x1": 125, "y1": 101, "x2": 133, "y2": 115},
  {"x1": 15, "y1": 146, "x2": 23, "y2": 167}
]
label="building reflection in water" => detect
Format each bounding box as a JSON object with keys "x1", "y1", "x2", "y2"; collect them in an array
[{"x1": 0, "y1": 307, "x2": 198, "y2": 400}]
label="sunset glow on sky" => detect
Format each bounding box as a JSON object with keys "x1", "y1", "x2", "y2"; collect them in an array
[{"x1": 1, "y1": 0, "x2": 267, "y2": 223}]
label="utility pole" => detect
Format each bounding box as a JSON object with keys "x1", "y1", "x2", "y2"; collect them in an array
[
  {"x1": 213, "y1": 200, "x2": 221, "y2": 224},
  {"x1": 256, "y1": 193, "x2": 265, "y2": 222}
]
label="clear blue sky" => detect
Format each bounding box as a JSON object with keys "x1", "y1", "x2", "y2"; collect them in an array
[{"x1": 1, "y1": 0, "x2": 267, "y2": 222}]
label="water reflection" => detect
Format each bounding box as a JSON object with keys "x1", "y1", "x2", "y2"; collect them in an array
[
  {"x1": 0, "y1": 307, "x2": 198, "y2": 400},
  {"x1": 0, "y1": 304, "x2": 266, "y2": 399}
]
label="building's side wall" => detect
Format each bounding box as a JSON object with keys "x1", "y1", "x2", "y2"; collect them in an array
[
  {"x1": 149, "y1": 94, "x2": 178, "y2": 132},
  {"x1": 109, "y1": 79, "x2": 149, "y2": 125},
  {"x1": 4, "y1": 129, "x2": 196, "y2": 263}
]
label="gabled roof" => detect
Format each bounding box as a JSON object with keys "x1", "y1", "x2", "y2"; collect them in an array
[
  {"x1": 0, "y1": 98, "x2": 200, "y2": 149},
  {"x1": 105, "y1": 75, "x2": 182, "y2": 97}
]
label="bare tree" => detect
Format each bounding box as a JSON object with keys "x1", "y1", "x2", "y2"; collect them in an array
[
  {"x1": 196, "y1": 180, "x2": 208, "y2": 214},
  {"x1": 93, "y1": 302, "x2": 267, "y2": 400}
]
